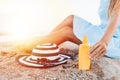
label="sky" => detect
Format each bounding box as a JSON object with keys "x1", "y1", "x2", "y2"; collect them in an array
[{"x1": 0, "y1": 0, "x2": 101, "y2": 38}]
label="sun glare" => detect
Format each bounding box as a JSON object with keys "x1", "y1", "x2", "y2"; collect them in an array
[
  {"x1": 11, "y1": 29, "x2": 31, "y2": 40},
  {"x1": 10, "y1": 17, "x2": 32, "y2": 40},
  {"x1": 0, "y1": 0, "x2": 100, "y2": 41},
  {"x1": 7, "y1": 0, "x2": 55, "y2": 40},
  {"x1": 11, "y1": 30, "x2": 32, "y2": 40}
]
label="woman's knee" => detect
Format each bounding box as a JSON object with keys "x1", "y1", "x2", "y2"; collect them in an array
[
  {"x1": 66, "y1": 15, "x2": 74, "y2": 23},
  {"x1": 67, "y1": 15, "x2": 74, "y2": 20},
  {"x1": 63, "y1": 15, "x2": 74, "y2": 27}
]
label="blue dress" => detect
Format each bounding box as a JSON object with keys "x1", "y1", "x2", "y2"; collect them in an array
[{"x1": 73, "y1": 0, "x2": 120, "y2": 58}]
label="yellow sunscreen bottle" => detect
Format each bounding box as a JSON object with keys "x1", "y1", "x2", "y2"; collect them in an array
[{"x1": 78, "y1": 35, "x2": 90, "y2": 70}]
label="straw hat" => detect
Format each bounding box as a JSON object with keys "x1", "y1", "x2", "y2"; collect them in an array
[{"x1": 17, "y1": 43, "x2": 71, "y2": 68}]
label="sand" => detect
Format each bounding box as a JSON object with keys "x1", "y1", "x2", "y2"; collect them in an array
[{"x1": 0, "y1": 41, "x2": 120, "y2": 80}]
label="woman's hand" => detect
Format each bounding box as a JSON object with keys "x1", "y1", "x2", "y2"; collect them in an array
[{"x1": 89, "y1": 41, "x2": 107, "y2": 59}]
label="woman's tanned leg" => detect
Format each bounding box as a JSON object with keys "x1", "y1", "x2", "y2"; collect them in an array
[
  {"x1": 17, "y1": 15, "x2": 81, "y2": 52},
  {"x1": 36, "y1": 26, "x2": 81, "y2": 45}
]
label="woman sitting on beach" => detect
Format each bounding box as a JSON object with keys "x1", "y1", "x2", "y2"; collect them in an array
[{"x1": 23, "y1": 0, "x2": 120, "y2": 59}]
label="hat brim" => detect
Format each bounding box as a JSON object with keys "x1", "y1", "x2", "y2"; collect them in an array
[{"x1": 16, "y1": 54, "x2": 71, "y2": 68}]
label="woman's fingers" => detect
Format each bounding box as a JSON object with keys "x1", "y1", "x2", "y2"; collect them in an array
[
  {"x1": 98, "y1": 49, "x2": 107, "y2": 59},
  {"x1": 89, "y1": 42, "x2": 101, "y2": 58},
  {"x1": 92, "y1": 46, "x2": 104, "y2": 58},
  {"x1": 89, "y1": 45, "x2": 103, "y2": 58},
  {"x1": 95, "y1": 48, "x2": 105, "y2": 59},
  {"x1": 89, "y1": 43, "x2": 99, "y2": 53},
  {"x1": 89, "y1": 42, "x2": 107, "y2": 59}
]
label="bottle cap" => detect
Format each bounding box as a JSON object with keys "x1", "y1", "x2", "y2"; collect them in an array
[{"x1": 83, "y1": 35, "x2": 88, "y2": 44}]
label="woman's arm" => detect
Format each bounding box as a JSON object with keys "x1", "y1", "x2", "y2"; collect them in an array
[
  {"x1": 89, "y1": 6, "x2": 120, "y2": 59},
  {"x1": 101, "y1": 11, "x2": 120, "y2": 45}
]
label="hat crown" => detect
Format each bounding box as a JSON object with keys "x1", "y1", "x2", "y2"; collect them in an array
[{"x1": 32, "y1": 43, "x2": 60, "y2": 57}]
